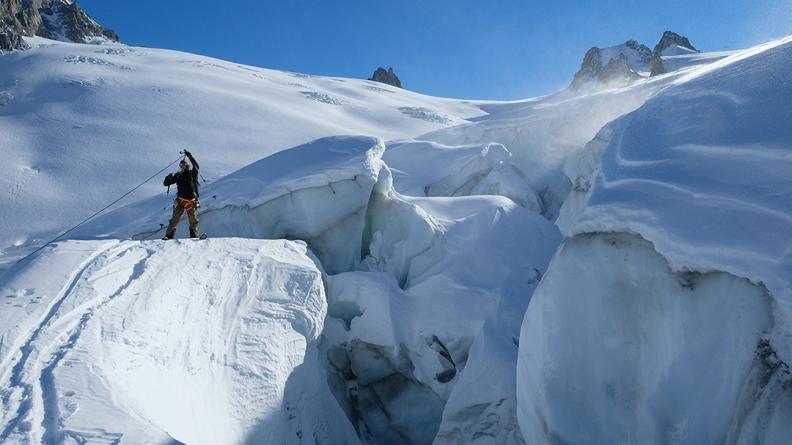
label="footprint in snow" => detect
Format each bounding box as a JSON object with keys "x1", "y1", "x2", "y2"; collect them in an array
[
  {"x1": 398, "y1": 106, "x2": 452, "y2": 124},
  {"x1": 365, "y1": 85, "x2": 395, "y2": 94},
  {"x1": 64, "y1": 55, "x2": 131, "y2": 70},
  {"x1": 300, "y1": 91, "x2": 346, "y2": 105},
  {"x1": 98, "y1": 48, "x2": 135, "y2": 56}
]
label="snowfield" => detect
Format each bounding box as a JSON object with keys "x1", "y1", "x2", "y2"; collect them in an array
[
  {"x1": 1, "y1": 30, "x2": 792, "y2": 445},
  {"x1": 0, "y1": 37, "x2": 484, "y2": 254}
]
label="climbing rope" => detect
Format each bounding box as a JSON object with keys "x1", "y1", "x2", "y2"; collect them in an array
[{"x1": 14, "y1": 155, "x2": 185, "y2": 266}]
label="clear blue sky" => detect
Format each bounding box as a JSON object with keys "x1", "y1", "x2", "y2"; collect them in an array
[{"x1": 80, "y1": 0, "x2": 791, "y2": 100}]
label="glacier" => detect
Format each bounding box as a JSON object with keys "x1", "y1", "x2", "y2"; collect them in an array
[{"x1": 1, "y1": 28, "x2": 791, "y2": 445}]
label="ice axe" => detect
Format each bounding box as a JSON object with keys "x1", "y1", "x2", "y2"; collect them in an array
[{"x1": 180, "y1": 148, "x2": 209, "y2": 185}]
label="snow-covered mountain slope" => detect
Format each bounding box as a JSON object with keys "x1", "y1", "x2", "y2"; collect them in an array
[
  {"x1": 0, "y1": 0, "x2": 118, "y2": 49},
  {"x1": 0, "y1": 37, "x2": 483, "y2": 253},
  {"x1": 518, "y1": 35, "x2": 792, "y2": 443}
]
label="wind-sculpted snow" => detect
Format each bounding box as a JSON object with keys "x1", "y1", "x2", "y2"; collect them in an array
[
  {"x1": 565, "y1": 35, "x2": 792, "y2": 361},
  {"x1": 419, "y1": 82, "x2": 667, "y2": 219},
  {"x1": 414, "y1": 46, "x2": 740, "y2": 222},
  {"x1": 518, "y1": 35, "x2": 792, "y2": 443},
  {"x1": 0, "y1": 238, "x2": 359, "y2": 445},
  {"x1": 384, "y1": 140, "x2": 541, "y2": 212}
]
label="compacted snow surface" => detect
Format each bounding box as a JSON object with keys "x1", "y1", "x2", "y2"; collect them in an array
[{"x1": 2, "y1": 32, "x2": 792, "y2": 445}]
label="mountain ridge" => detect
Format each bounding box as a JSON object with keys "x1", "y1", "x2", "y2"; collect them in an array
[
  {"x1": 570, "y1": 30, "x2": 698, "y2": 90},
  {"x1": 0, "y1": 0, "x2": 117, "y2": 50}
]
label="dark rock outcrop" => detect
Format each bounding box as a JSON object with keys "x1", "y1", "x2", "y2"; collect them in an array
[
  {"x1": 570, "y1": 47, "x2": 603, "y2": 89},
  {"x1": 624, "y1": 39, "x2": 655, "y2": 65},
  {"x1": 0, "y1": 26, "x2": 27, "y2": 50},
  {"x1": 0, "y1": 0, "x2": 117, "y2": 51},
  {"x1": 38, "y1": 0, "x2": 118, "y2": 42},
  {"x1": 598, "y1": 54, "x2": 641, "y2": 85},
  {"x1": 369, "y1": 67, "x2": 402, "y2": 88},
  {"x1": 570, "y1": 41, "x2": 654, "y2": 90},
  {"x1": 649, "y1": 55, "x2": 667, "y2": 76},
  {"x1": 654, "y1": 30, "x2": 698, "y2": 55},
  {"x1": 1, "y1": 0, "x2": 28, "y2": 50}
]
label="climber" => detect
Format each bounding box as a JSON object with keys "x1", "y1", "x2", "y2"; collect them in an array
[{"x1": 162, "y1": 150, "x2": 201, "y2": 239}]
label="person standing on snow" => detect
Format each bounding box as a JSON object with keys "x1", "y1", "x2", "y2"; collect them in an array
[{"x1": 162, "y1": 150, "x2": 201, "y2": 240}]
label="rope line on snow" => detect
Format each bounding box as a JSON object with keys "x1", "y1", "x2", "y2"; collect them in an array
[{"x1": 14, "y1": 156, "x2": 185, "y2": 266}]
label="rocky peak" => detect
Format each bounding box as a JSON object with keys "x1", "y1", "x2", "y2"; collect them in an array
[
  {"x1": 654, "y1": 31, "x2": 698, "y2": 56},
  {"x1": 570, "y1": 31, "x2": 698, "y2": 91},
  {"x1": 0, "y1": 24, "x2": 28, "y2": 50},
  {"x1": 39, "y1": 0, "x2": 119, "y2": 42},
  {"x1": 369, "y1": 67, "x2": 402, "y2": 88},
  {"x1": 1, "y1": 0, "x2": 29, "y2": 50},
  {"x1": 598, "y1": 54, "x2": 640, "y2": 85},
  {"x1": 0, "y1": 0, "x2": 117, "y2": 50},
  {"x1": 624, "y1": 39, "x2": 654, "y2": 61},
  {"x1": 570, "y1": 40, "x2": 660, "y2": 90}
]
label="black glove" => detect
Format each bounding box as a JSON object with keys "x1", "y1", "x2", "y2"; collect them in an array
[{"x1": 183, "y1": 149, "x2": 192, "y2": 157}]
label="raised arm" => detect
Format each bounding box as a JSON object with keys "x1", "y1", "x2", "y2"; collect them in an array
[{"x1": 185, "y1": 150, "x2": 199, "y2": 171}]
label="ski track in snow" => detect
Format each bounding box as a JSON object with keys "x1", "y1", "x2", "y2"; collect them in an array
[{"x1": 0, "y1": 242, "x2": 151, "y2": 443}]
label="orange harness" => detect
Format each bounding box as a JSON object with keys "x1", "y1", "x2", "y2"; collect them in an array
[{"x1": 176, "y1": 197, "x2": 197, "y2": 210}]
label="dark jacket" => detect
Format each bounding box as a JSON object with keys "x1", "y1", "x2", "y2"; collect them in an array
[{"x1": 164, "y1": 153, "x2": 200, "y2": 199}]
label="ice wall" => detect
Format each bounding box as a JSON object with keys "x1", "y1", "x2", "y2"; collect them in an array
[
  {"x1": 325, "y1": 195, "x2": 560, "y2": 445},
  {"x1": 517, "y1": 233, "x2": 788, "y2": 443}
]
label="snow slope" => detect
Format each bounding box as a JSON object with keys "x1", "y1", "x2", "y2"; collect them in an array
[
  {"x1": 0, "y1": 36, "x2": 483, "y2": 252},
  {"x1": 518, "y1": 35, "x2": 792, "y2": 443}
]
